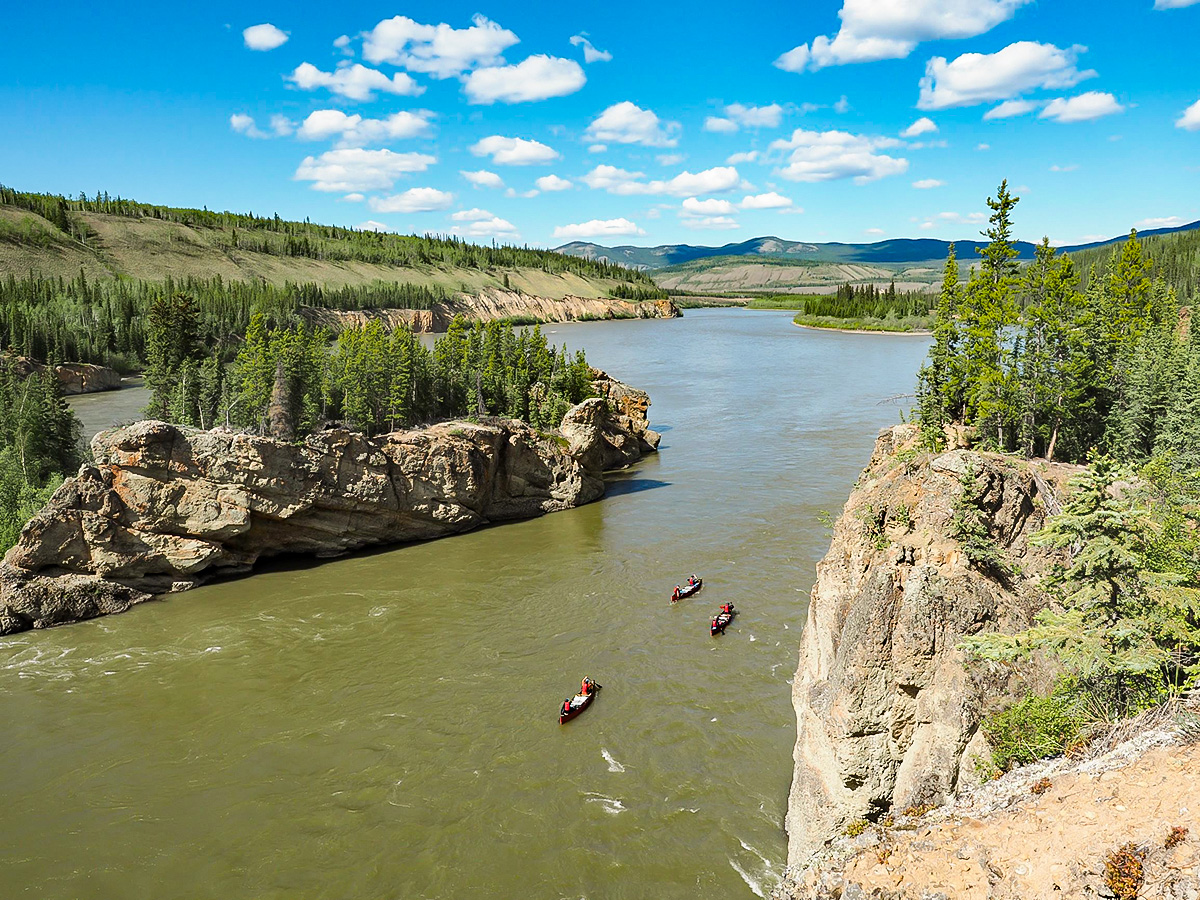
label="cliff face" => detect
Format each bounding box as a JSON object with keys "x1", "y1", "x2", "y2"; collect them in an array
[
  {"x1": 0, "y1": 376, "x2": 657, "y2": 634},
  {"x1": 785, "y1": 424, "x2": 1079, "y2": 868},
  {"x1": 12, "y1": 356, "x2": 122, "y2": 394},
  {"x1": 299, "y1": 289, "x2": 680, "y2": 334}
]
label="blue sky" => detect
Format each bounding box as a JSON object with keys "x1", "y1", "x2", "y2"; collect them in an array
[{"x1": 3, "y1": 0, "x2": 1199, "y2": 248}]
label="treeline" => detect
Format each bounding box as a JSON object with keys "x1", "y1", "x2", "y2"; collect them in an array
[
  {"x1": 918, "y1": 180, "x2": 1194, "y2": 464},
  {"x1": 0, "y1": 184, "x2": 659, "y2": 287},
  {"x1": 798, "y1": 282, "x2": 933, "y2": 320},
  {"x1": 147, "y1": 300, "x2": 596, "y2": 437},
  {"x1": 1070, "y1": 225, "x2": 1199, "y2": 304},
  {"x1": 609, "y1": 283, "x2": 669, "y2": 301},
  {"x1": 915, "y1": 180, "x2": 1200, "y2": 766},
  {"x1": 0, "y1": 273, "x2": 449, "y2": 372},
  {"x1": 0, "y1": 355, "x2": 82, "y2": 552}
]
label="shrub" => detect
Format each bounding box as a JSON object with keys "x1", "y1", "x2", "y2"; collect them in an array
[
  {"x1": 983, "y1": 691, "x2": 1083, "y2": 771},
  {"x1": 1104, "y1": 843, "x2": 1145, "y2": 900}
]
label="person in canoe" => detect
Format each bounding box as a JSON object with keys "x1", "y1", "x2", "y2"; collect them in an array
[
  {"x1": 720, "y1": 603, "x2": 733, "y2": 615},
  {"x1": 581, "y1": 676, "x2": 595, "y2": 696},
  {"x1": 561, "y1": 698, "x2": 572, "y2": 718},
  {"x1": 672, "y1": 585, "x2": 681, "y2": 602}
]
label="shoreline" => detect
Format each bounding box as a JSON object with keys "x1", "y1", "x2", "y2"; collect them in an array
[{"x1": 793, "y1": 322, "x2": 933, "y2": 336}]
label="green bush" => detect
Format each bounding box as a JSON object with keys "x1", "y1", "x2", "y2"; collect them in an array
[{"x1": 983, "y1": 691, "x2": 1083, "y2": 771}]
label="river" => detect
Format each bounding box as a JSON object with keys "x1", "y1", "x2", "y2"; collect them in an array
[{"x1": 2, "y1": 309, "x2": 929, "y2": 899}]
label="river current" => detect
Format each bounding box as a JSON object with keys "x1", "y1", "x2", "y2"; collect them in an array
[{"x1": 2, "y1": 309, "x2": 929, "y2": 899}]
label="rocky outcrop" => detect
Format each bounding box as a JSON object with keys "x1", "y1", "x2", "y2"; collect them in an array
[
  {"x1": 12, "y1": 356, "x2": 122, "y2": 394},
  {"x1": 783, "y1": 424, "x2": 1079, "y2": 870},
  {"x1": 300, "y1": 289, "x2": 680, "y2": 334},
  {"x1": 0, "y1": 386, "x2": 656, "y2": 634},
  {"x1": 778, "y1": 698, "x2": 1200, "y2": 899}
]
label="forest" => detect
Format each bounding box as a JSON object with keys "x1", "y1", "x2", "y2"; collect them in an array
[{"x1": 914, "y1": 180, "x2": 1200, "y2": 772}]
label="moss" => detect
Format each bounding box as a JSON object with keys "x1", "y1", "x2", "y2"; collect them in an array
[{"x1": 844, "y1": 819, "x2": 869, "y2": 837}]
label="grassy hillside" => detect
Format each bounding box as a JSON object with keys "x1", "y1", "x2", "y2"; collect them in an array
[
  {"x1": 0, "y1": 185, "x2": 662, "y2": 301},
  {"x1": 654, "y1": 254, "x2": 941, "y2": 294}
]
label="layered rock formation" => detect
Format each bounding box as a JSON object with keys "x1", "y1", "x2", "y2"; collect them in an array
[
  {"x1": 779, "y1": 699, "x2": 1200, "y2": 899},
  {"x1": 784, "y1": 425, "x2": 1079, "y2": 870},
  {"x1": 0, "y1": 377, "x2": 657, "y2": 634},
  {"x1": 12, "y1": 356, "x2": 122, "y2": 394},
  {"x1": 300, "y1": 289, "x2": 680, "y2": 334}
]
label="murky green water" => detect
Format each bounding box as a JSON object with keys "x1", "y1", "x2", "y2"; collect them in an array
[{"x1": 6, "y1": 310, "x2": 929, "y2": 898}]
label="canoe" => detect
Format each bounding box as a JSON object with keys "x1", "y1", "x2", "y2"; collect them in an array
[
  {"x1": 671, "y1": 578, "x2": 703, "y2": 603},
  {"x1": 558, "y1": 683, "x2": 602, "y2": 723},
  {"x1": 711, "y1": 607, "x2": 736, "y2": 636}
]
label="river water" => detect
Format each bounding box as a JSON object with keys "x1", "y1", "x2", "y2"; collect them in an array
[{"x1": 2, "y1": 309, "x2": 929, "y2": 899}]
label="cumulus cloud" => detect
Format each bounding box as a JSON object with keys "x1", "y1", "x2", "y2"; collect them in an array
[
  {"x1": 1154, "y1": 0, "x2": 1200, "y2": 8},
  {"x1": 362, "y1": 14, "x2": 517, "y2": 77},
  {"x1": 535, "y1": 174, "x2": 572, "y2": 191},
  {"x1": 704, "y1": 117, "x2": 739, "y2": 134},
  {"x1": 296, "y1": 109, "x2": 434, "y2": 146},
  {"x1": 450, "y1": 209, "x2": 519, "y2": 237},
  {"x1": 230, "y1": 114, "x2": 268, "y2": 139},
  {"x1": 1178, "y1": 99, "x2": 1200, "y2": 130},
  {"x1": 464, "y1": 55, "x2": 586, "y2": 104},
  {"x1": 727, "y1": 151, "x2": 760, "y2": 164},
  {"x1": 294, "y1": 148, "x2": 436, "y2": 192},
  {"x1": 681, "y1": 215, "x2": 740, "y2": 231},
  {"x1": 1049, "y1": 164, "x2": 1079, "y2": 172},
  {"x1": 913, "y1": 178, "x2": 945, "y2": 188},
  {"x1": 357, "y1": 220, "x2": 392, "y2": 232},
  {"x1": 1039, "y1": 91, "x2": 1124, "y2": 122},
  {"x1": 1136, "y1": 216, "x2": 1189, "y2": 229},
  {"x1": 582, "y1": 165, "x2": 741, "y2": 197},
  {"x1": 451, "y1": 208, "x2": 495, "y2": 221},
  {"x1": 901, "y1": 117, "x2": 938, "y2": 138},
  {"x1": 585, "y1": 102, "x2": 680, "y2": 147},
  {"x1": 461, "y1": 169, "x2": 505, "y2": 188},
  {"x1": 289, "y1": 62, "x2": 423, "y2": 101},
  {"x1": 470, "y1": 135, "x2": 559, "y2": 165},
  {"x1": 243, "y1": 23, "x2": 289, "y2": 51},
  {"x1": 918, "y1": 42, "x2": 1095, "y2": 110},
  {"x1": 368, "y1": 188, "x2": 455, "y2": 213},
  {"x1": 570, "y1": 34, "x2": 612, "y2": 63},
  {"x1": 770, "y1": 129, "x2": 908, "y2": 183},
  {"x1": 657, "y1": 153, "x2": 686, "y2": 166},
  {"x1": 740, "y1": 192, "x2": 794, "y2": 209},
  {"x1": 552, "y1": 218, "x2": 645, "y2": 239},
  {"x1": 864, "y1": 227, "x2": 886, "y2": 236},
  {"x1": 705, "y1": 103, "x2": 786, "y2": 133},
  {"x1": 775, "y1": 0, "x2": 1031, "y2": 72},
  {"x1": 983, "y1": 99, "x2": 1038, "y2": 119},
  {"x1": 682, "y1": 197, "x2": 738, "y2": 215}
]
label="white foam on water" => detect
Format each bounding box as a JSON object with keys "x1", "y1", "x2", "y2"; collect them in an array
[
  {"x1": 711, "y1": 717, "x2": 718, "y2": 722},
  {"x1": 583, "y1": 792, "x2": 626, "y2": 815},
  {"x1": 368, "y1": 606, "x2": 388, "y2": 618},
  {"x1": 739, "y1": 839, "x2": 772, "y2": 867},
  {"x1": 784, "y1": 623, "x2": 789, "y2": 629},
  {"x1": 749, "y1": 635, "x2": 757, "y2": 642},
  {"x1": 729, "y1": 860, "x2": 765, "y2": 898},
  {"x1": 601, "y1": 748, "x2": 625, "y2": 773},
  {"x1": 203, "y1": 646, "x2": 221, "y2": 654}
]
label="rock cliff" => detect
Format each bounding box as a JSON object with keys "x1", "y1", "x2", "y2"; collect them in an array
[
  {"x1": 299, "y1": 289, "x2": 680, "y2": 334},
  {"x1": 0, "y1": 375, "x2": 657, "y2": 635},
  {"x1": 12, "y1": 356, "x2": 123, "y2": 394},
  {"x1": 783, "y1": 424, "x2": 1080, "y2": 870}
]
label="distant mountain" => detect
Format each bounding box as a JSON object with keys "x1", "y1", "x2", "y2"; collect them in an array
[{"x1": 555, "y1": 220, "x2": 1200, "y2": 271}]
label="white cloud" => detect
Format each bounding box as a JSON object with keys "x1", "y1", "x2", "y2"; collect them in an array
[
  {"x1": 976, "y1": 142, "x2": 991, "y2": 150},
  {"x1": 864, "y1": 227, "x2": 886, "y2": 236},
  {"x1": 230, "y1": 114, "x2": 269, "y2": 139},
  {"x1": 294, "y1": 148, "x2": 436, "y2": 192},
  {"x1": 588, "y1": 144, "x2": 607, "y2": 154},
  {"x1": 912, "y1": 178, "x2": 945, "y2": 189},
  {"x1": 570, "y1": 34, "x2": 612, "y2": 63},
  {"x1": 919, "y1": 42, "x2": 1094, "y2": 110},
  {"x1": 362, "y1": 14, "x2": 517, "y2": 78},
  {"x1": 585, "y1": 101, "x2": 680, "y2": 147},
  {"x1": 657, "y1": 153, "x2": 685, "y2": 165},
  {"x1": 455, "y1": 216, "x2": 519, "y2": 239},
  {"x1": 901, "y1": 117, "x2": 938, "y2": 138},
  {"x1": 1136, "y1": 216, "x2": 1188, "y2": 229},
  {"x1": 552, "y1": 218, "x2": 645, "y2": 239},
  {"x1": 1049, "y1": 163, "x2": 1078, "y2": 172},
  {"x1": 464, "y1": 55, "x2": 586, "y2": 104},
  {"x1": 681, "y1": 215, "x2": 740, "y2": 230},
  {"x1": 683, "y1": 197, "x2": 738, "y2": 215},
  {"x1": 342, "y1": 193, "x2": 364, "y2": 203},
  {"x1": 535, "y1": 174, "x2": 573, "y2": 191},
  {"x1": 1040, "y1": 91, "x2": 1124, "y2": 123},
  {"x1": 727, "y1": 151, "x2": 760, "y2": 164},
  {"x1": 1154, "y1": 0, "x2": 1200, "y2": 7},
  {"x1": 297, "y1": 109, "x2": 434, "y2": 146},
  {"x1": 369, "y1": 188, "x2": 455, "y2": 213},
  {"x1": 834, "y1": 95, "x2": 851, "y2": 113},
  {"x1": 1178, "y1": 99, "x2": 1200, "y2": 130},
  {"x1": 775, "y1": 0, "x2": 1031, "y2": 71},
  {"x1": 288, "y1": 62, "x2": 423, "y2": 101},
  {"x1": 451, "y1": 208, "x2": 496, "y2": 221},
  {"x1": 740, "y1": 191, "x2": 794, "y2": 209},
  {"x1": 582, "y1": 164, "x2": 740, "y2": 197},
  {"x1": 770, "y1": 129, "x2": 908, "y2": 183},
  {"x1": 983, "y1": 99, "x2": 1038, "y2": 119},
  {"x1": 243, "y1": 23, "x2": 288, "y2": 51},
  {"x1": 358, "y1": 220, "x2": 392, "y2": 233},
  {"x1": 461, "y1": 170, "x2": 505, "y2": 188},
  {"x1": 704, "y1": 117, "x2": 739, "y2": 134},
  {"x1": 470, "y1": 135, "x2": 559, "y2": 165}
]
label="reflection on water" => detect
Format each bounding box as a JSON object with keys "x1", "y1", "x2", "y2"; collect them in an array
[{"x1": 4, "y1": 309, "x2": 930, "y2": 899}]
